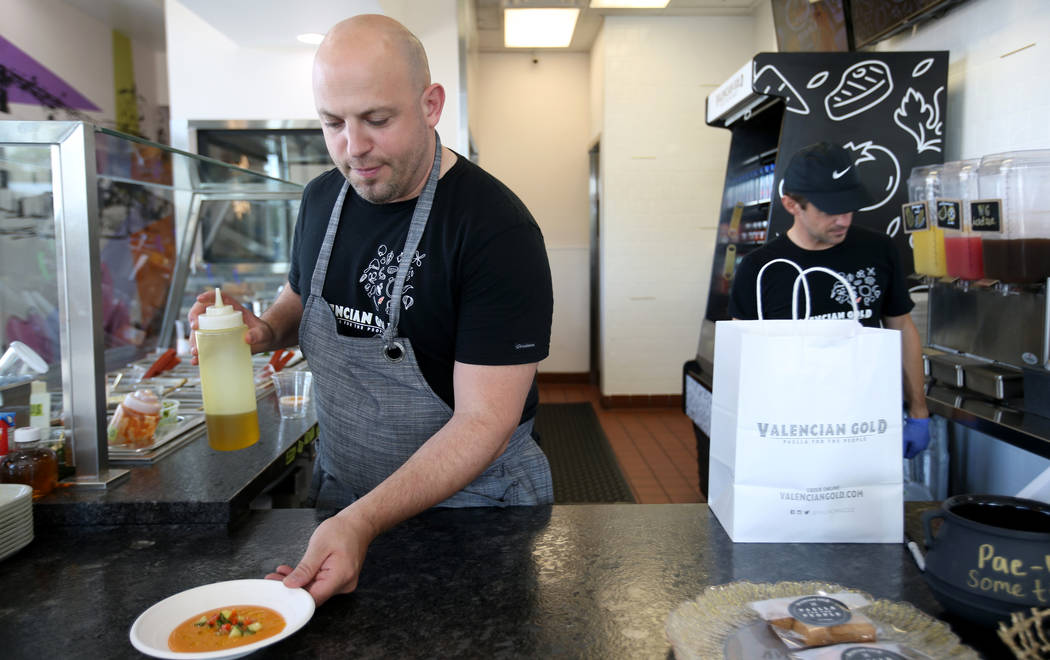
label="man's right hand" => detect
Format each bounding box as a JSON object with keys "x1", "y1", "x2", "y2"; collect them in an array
[{"x1": 187, "y1": 290, "x2": 275, "y2": 364}]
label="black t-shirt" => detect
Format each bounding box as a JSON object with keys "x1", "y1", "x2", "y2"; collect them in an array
[
  {"x1": 288, "y1": 155, "x2": 553, "y2": 423},
  {"x1": 728, "y1": 226, "x2": 914, "y2": 327}
]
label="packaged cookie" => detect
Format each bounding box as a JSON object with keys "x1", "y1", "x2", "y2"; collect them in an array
[
  {"x1": 749, "y1": 592, "x2": 877, "y2": 650},
  {"x1": 791, "y1": 641, "x2": 934, "y2": 659}
]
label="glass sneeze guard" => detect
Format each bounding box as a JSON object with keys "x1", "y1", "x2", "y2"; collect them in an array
[{"x1": 0, "y1": 122, "x2": 303, "y2": 488}]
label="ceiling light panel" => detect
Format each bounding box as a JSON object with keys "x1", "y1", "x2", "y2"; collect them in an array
[
  {"x1": 589, "y1": 0, "x2": 670, "y2": 8},
  {"x1": 504, "y1": 8, "x2": 580, "y2": 48}
]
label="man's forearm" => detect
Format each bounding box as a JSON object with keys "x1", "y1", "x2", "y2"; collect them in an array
[
  {"x1": 888, "y1": 313, "x2": 928, "y2": 418},
  {"x1": 258, "y1": 284, "x2": 303, "y2": 352},
  {"x1": 342, "y1": 410, "x2": 514, "y2": 538}
]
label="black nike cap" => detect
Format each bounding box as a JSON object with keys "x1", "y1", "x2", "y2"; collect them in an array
[{"x1": 782, "y1": 141, "x2": 875, "y2": 214}]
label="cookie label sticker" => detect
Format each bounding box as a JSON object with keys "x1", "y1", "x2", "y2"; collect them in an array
[
  {"x1": 787, "y1": 595, "x2": 852, "y2": 626},
  {"x1": 841, "y1": 647, "x2": 907, "y2": 660},
  {"x1": 901, "y1": 201, "x2": 930, "y2": 233},
  {"x1": 970, "y1": 199, "x2": 1002, "y2": 232},
  {"x1": 935, "y1": 199, "x2": 961, "y2": 230}
]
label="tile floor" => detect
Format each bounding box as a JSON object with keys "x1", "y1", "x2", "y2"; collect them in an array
[{"x1": 538, "y1": 382, "x2": 705, "y2": 504}]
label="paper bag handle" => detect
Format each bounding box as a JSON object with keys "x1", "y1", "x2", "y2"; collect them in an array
[
  {"x1": 790, "y1": 266, "x2": 861, "y2": 322},
  {"x1": 755, "y1": 258, "x2": 810, "y2": 320}
]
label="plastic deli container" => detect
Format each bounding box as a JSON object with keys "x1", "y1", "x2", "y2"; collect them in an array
[
  {"x1": 905, "y1": 164, "x2": 946, "y2": 277},
  {"x1": 976, "y1": 149, "x2": 1050, "y2": 283},
  {"x1": 939, "y1": 159, "x2": 984, "y2": 280}
]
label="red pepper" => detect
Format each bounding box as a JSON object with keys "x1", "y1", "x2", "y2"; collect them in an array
[
  {"x1": 144, "y1": 348, "x2": 179, "y2": 379},
  {"x1": 221, "y1": 623, "x2": 231, "y2": 633}
]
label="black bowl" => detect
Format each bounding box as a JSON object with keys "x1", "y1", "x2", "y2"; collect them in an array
[{"x1": 923, "y1": 570, "x2": 1029, "y2": 628}]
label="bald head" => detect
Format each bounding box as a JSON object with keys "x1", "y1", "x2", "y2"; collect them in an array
[{"x1": 315, "y1": 14, "x2": 430, "y2": 93}]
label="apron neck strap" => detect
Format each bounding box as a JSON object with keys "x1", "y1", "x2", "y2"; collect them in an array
[{"x1": 382, "y1": 132, "x2": 442, "y2": 345}]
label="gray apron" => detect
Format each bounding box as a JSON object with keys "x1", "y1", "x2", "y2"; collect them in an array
[{"x1": 299, "y1": 134, "x2": 552, "y2": 509}]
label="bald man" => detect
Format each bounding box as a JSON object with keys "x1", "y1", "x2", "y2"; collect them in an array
[{"x1": 189, "y1": 15, "x2": 553, "y2": 605}]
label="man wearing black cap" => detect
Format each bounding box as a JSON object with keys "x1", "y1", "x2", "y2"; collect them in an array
[{"x1": 728, "y1": 141, "x2": 930, "y2": 459}]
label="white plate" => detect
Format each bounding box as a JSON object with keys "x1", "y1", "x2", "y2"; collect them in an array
[
  {"x1": 0, "y1": 532, "x2": 31, "y2": 561},
  {"x1": 0, "y1": 527, "x2": 33, "y2": 553},
  {"x1": 0, "y1": 508, "x2": 31, "y2": 528},
  {"x1": 130, "y1": 579, "x2": 315, "y2": 659},
  {"x1": 0, "y1": 484, "x2": 31, "y2": 508}
]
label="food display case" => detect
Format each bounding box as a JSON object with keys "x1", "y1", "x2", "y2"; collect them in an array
[{"x1": 0, "y1": 121, "x2": 303, "y2": 487}]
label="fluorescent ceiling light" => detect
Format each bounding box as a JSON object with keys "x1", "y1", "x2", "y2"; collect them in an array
[
  {"x1": 504, "y1": 8, "x2": 580, "y2": 48},
  {"x1": 589, "y1": 0, "x2": 670, "y2": 7},
  {"x1": 297, "y1": 33, "x2": 324, "y2": 45}
]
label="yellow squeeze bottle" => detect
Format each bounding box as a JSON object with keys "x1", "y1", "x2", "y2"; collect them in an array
[{"x1": 195, "y1": 288, "x2": 259, "y2": 451}]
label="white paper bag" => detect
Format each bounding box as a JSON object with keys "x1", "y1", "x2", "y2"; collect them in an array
[{"x1": 708, "y1": 263, "x2": 903, "y2": 543}]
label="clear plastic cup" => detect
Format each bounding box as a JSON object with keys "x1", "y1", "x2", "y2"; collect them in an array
[{"x1": 272, "y1": 371, "x2": 312, "y2": 419}]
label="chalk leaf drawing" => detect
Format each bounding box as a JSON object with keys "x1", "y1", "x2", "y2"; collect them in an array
[
  {"x1": 887, "y1": 215, "x2": 901, "y2": 238},
  {"x1": 754, "y1": 62, "x2": 810, "y2": 115},
  {"x1": 893, "y1": 86, "x2": 944, "y2": 153},
  {"x1": 843, "y1": 140, "x2": 901, "y2": 212},
  {"x1": 807, "y1": 70, "x2": 830, "y2": 89},
  {"x1": 825, "y1": 60, "x2": 894, "y2": 121},
  {"x1": 912, "y1": 58, "x2": 935, "y2": 78}
]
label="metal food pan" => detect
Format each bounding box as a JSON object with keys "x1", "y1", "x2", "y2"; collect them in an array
[{"x1": 962, "y1": 364, "x2": 1023, "y2": 400}]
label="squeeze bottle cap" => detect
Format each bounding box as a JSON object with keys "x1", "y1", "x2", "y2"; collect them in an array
[
  {"x1": 13, "y1": 427, "x2": 41, "y2": 444},
  {"x1": 197, "y1": 287, "x2": 244, "y2": 330}
]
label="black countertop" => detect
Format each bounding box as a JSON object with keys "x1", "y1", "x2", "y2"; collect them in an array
[
  {"x1": 35, "y1": 390, "x2": 318, "y2": 527},
  {"x1": 0, "y1": 504, "x2": 1006, "y2": 659}
]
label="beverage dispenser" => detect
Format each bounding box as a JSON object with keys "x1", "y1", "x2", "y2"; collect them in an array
[
  {"x1": 977, "y1": 149, "x2": 1050, "y2": 284},
  {"x1": 939, "y1": 159, "x2": 983, "y2": 280},
  {"x1": 906, "y1": 165, "x2": 946, "y2": 277}
]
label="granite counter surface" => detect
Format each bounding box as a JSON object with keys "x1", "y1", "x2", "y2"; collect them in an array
[
  {"x1": 33, "y1": 391, "x2": 317, "y2": 527},
  {"x1": 0, "y1": 503, "x2": 1005, "y2": 659}
]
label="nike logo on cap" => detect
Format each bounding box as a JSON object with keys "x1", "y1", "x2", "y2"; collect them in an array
[{"x1": 831, "y1": 166, "x2": 852, "y2": 180}]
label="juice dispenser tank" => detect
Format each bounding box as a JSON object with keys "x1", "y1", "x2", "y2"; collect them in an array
[
  {"x1": 939, "y1": 159, "x2": 983, "y2": 280},
  {"x1": 977, "y1": 149, "x2": 1050, "y2": 284},
  {"x1": 907, "y1": 164, "x2": 946, "y2": 277}
]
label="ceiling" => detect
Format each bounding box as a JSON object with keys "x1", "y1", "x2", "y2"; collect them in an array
[
  {"x1": 59, "y1": 0, "x2": 760, "y2": 54},
  {"x1": 475, "y1": 0, "x2": 760, "y2": 53}
]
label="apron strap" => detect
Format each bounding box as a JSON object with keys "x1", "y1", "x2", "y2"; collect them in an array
[
  {"x1": 382, "y1": 132, "x2": 443, "y2": 349},
  {"x1": 309, "y1": 180, "x2": 350, "y2": 299}
]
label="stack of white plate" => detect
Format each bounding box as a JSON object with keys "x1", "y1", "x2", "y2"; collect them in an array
[{"x1": 0, "y1": 483, "x2": 33, "y2": 561}]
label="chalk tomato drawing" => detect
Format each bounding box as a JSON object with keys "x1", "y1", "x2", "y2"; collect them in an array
[{"x1": 844, "y1": 140, "x2": 900, "y2": 213}]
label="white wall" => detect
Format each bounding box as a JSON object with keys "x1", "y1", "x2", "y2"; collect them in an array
[
  {"x1": 1, "y1": 0, "x2": 168, "y2": 142},
  {"x1": 597, "y1": 16, "x2": 756, "y2": 395},
  {"x1": 165, "y1": 0, "x2": 465, "y2": 154},
  {"x1": 475, "y1": 53, "x2": 591, "y2": 373},
  {"x1": 875, "y1": 0, "x2": 1050, "y2": 159},
  {"x1": 752, "y1": 0, "x2": 778, "y2": 53},
  {"x1": 875, "y1": 0, "x2": 1050, "y2": 494}
]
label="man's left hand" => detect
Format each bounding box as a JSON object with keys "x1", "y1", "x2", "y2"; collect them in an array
[
  {"x1": 265, "y1": 512, "x2": 376, "y2": 606},
  {"x1": 903, "y1": 416, "x2": 931, "y2": 459}
]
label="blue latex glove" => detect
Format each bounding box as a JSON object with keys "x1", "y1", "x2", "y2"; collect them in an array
[{"x1": 903, "y1": 416, "x2": 931, "y2": 459}]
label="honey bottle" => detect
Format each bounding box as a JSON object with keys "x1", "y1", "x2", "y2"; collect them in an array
[{"x1": 1, "y1": 427, "x2": 58, "y2": 500}]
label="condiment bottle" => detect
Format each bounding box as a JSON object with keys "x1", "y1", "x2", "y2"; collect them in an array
[
  {"x1": 107, "y1": 388, "x2": 162, "y2": 448},
  {"x1": 195, "y1": 288, "x2": 259, "y2": 451},
  {"x1": 29, "y1": 380, "x2": 50, "y2": 429},
  {"x1": 1, "y1": 427, "x2": 58, "y2": 500}
]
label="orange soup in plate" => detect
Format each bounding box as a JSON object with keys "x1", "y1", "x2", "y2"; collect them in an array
[{"x1": 169, "y1": 605, "x2": 285, "y2": 652}]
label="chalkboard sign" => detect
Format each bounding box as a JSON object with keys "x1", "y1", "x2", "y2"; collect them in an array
[
  {"x1": 971, "y1": 199, "x2": 1002, "y2": 232},
  {"x1": 935, "y1": 199, "x2": 961, "y2": 230},
  {"x1": 850, "y1": 0, "x2": 958, "y2": 49},
  {"x1": 771, "y1": 0, "x2": 849, "y2": 53}
]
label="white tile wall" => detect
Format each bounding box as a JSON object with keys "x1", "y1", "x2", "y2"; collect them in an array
[
  {"x1": 598, "y1": 16, "x2": 755, "y2": 395},
  {"x1": 876, "y1": 0, "x2": 1050, "y2": 159}
]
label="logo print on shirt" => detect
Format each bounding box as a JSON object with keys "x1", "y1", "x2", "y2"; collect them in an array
[
  {"x1": 830, "y1": 266, "x2": 881, "y2": 307},
  {"x1": 359, "y1": 244, "x2": 427, "y2": 316}
]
